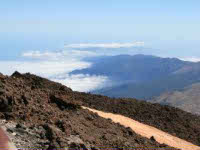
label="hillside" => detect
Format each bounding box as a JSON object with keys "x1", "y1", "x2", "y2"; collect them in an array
[
  {"x1": 75, "y1": 92, "x2": 200, "y2": 146},
  {"x1": 72, "y1": 54, "x2": 190, "y2": 83},
  {"x1": 94, "y1": 69, "x2": 200, "y2": 99},
  {"x1": 0, "y1": 72, "x2": 178, "y2": 149},
  {"x1": 71, "y1": 54, "x2": 200, "y2": 115},
  {"x1": 152, "y1": 83, "x2": 200, "y2": 115},
  {"x1": 1, "y1": 72, "x2": 200, "y2": 149},
  {"x1": 71, "y1": 54, "x2": 200, "y2": 100}
]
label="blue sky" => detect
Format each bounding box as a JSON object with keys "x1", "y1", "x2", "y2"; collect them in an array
[
  {"x1": 1, "y1": 0, "x2": 200, "y2": 91},
  {"x1": 1, "y1": 0, "x2": 200, "y2": 59}
]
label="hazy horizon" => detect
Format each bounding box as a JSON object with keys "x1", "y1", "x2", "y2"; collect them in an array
[{"x1": 1, "y1": 0, "x2": 200, "y2": 92}]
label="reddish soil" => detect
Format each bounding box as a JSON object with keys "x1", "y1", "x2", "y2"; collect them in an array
[
  {"x1": 83, "y1": 107, "x2": 200, "y2": 150},
  {"x1": 74, "y1": 92, "x2": 200, "y2": 146},
  {"x1": 0, "y1": 72, "x2": 177, "y2": 149}
]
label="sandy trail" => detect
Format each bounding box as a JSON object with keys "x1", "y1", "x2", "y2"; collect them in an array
[{"x1": 83, "y1": 106, "x2": 200, "y2": 150}]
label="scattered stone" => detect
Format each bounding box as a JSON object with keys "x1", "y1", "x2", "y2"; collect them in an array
[
  {"x1": 150, "y1": 136, "x2": 156, "y2": 142},
  {"x1": 16, "y1": 123, "x2": 26, "y2": 130},
  {"x1": 0, "y1": 72, "x2": 182, "y2": 149},
  {"x1": 0, "y1": 96, "x2": 12, "y2": 112}
]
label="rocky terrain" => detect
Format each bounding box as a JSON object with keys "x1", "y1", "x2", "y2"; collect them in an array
[
  {"x1": 77, "y1": 93, "x2": 200, "y2": 146},
  {"x1": 0, "y1": 72, "x2": 177, "y2": 149}
]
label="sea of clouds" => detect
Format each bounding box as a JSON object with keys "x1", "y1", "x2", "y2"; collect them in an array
[
  {"x1": 1, "y1": 41, "x2": 199, "y2": 92},
  {"x1": 0, "y1": 42, "x2": 144, "y2": 92},
  {"x1": 0, "y1": 50, "x2": 105, "y2": 92}
]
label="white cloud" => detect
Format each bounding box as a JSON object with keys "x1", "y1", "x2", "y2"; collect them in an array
[
  {"x1": 0, "y1": 60, "x2": 91, "y2": 77},
  {"x1": 0, "y1": 50, "x2": 109, "y2": 92},
  {"x1": 52, "y1": 74, "x2": 109, "y2": 92},
  {"x1": 22, "y1": 50, "x2": 99, "y2": 60},
  {"x1": 3, "y1": 43, "x2": 148, "y2": 92},
  {"x1": 64, "y1": 42, "x2": 145, "y2": 49},
  {"x1": 179, "y1": 57, "x2": 200, "y2": 62},
  {"x1": 22, "y1": 51, "x2": 63, "y2": 60}
]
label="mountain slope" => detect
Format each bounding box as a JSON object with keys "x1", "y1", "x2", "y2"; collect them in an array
[
  {"x1": 84, "y1": 107, "x2": 200, "y2": 150},
  {"x1": 152, "y1": 82, "x2": 200, "y2": 115},
  {"x1": 71, "y1": 54, "x2": 200, "y2": 100},
  {"x1": 72, "y1": 54, "x2": 200, "y2": 116},
  {"x1": 86, "y1": 56, "x2": 200, "y2": 115},
  {"x1": 72, "y1": 54, "x2": 190, "y2": 83},
  {"x1": 76, "y1": 92, "x2": 200, "y2": 146},
  {"x1": 0, "y1": 72, "x2": 177, "y2": 149},
  {"x1": 1, "y1": 72, "x2": 200, "y2": 148},
  {"x1": 94, "y1": 69, "x2": 200, "y2": 99}
]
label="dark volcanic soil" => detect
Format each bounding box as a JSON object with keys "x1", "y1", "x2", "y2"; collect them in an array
[
  {"x1": 74, "y1": 93, "x2": 200, "y2": 146},
  {"x1": 0, "y1": 72, "x2": 177, "y2": 149}
]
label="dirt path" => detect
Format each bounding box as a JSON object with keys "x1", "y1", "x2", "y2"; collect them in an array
[{"x1": 82, "y1": 106, "x2": 200, "y2": 150}]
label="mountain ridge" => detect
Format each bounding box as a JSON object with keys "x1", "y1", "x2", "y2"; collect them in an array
[
  {"x1": 0, "y1": 71, "x2": 178, "y2": 149},
  {"x1": 70, "y1": 54, "x2": 200, "y2": 114},
  {"x1": 1, "y1": 72, "x2": 200, "y2": 148}
]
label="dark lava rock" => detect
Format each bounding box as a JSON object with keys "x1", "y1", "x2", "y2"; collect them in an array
[
  {"x1": 0, "y1": 72, "x2": 181, "y2": 149},
  {"x1": 0, "y1": 96, "x2": 12, "y2": 112},
  {"x1": 150, "y1": 136, "x2": 156, "y2": 142},
  {"x1": 11, "y1": 71, "x2": 23, "y2": 78},
  {"x1": 78, "y1": 92, "x2": 200, "y2": 146}
]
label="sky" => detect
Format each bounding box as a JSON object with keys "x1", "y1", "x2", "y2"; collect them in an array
[{"x1": 0, "y1": 0, "x2": 200, "y2": 91}]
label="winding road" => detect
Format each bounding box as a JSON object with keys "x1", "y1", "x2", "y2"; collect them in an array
[
  {"x1": 1, "y1": 107, "x2": 200, "y2": 150},
  {"x1": 83, "y1": 106, "x2": 200, "y2": 150}
]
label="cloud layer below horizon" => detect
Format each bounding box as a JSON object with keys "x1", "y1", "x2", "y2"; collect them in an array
[
  {"x1": 0, "y1": 44, "x2": 113, "y2": 92},
  {"x1": 0, "y1": 59, "x2": 110, "y2": 92},
  {"x1": 1, "y1": 42, "x2": 200, "y2": 92}
]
